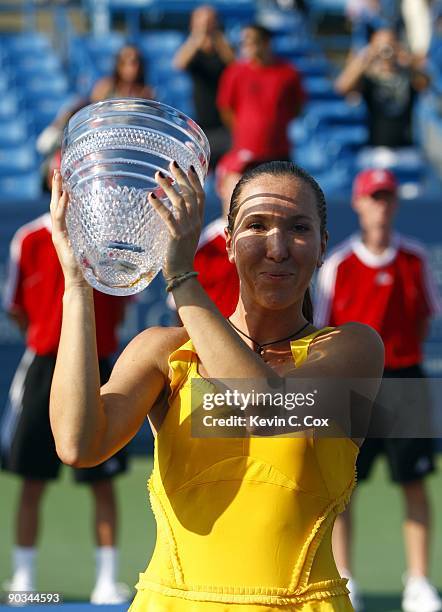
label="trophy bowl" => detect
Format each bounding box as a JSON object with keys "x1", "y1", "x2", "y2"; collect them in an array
[{"x1": 61, "y1": 98, "x2": 210, "y2": 296}]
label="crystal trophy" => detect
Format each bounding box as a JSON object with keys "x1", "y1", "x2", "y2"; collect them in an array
[{"x1": 61, "y1": 98, "x2": 210, "y2": 295}]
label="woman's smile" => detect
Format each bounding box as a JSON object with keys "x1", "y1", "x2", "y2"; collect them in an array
[{"x1": 259, "y1": 270, "x2": 294, "y2": 280}]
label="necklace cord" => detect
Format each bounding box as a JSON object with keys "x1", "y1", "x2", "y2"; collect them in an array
[{"x1": 228, "y1": 319, "x2": 310, "y2": 354}]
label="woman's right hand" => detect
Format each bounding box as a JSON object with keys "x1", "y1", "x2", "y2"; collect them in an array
[{"x1": 50, "y1": 170, "x2": 89, "y2": 289}]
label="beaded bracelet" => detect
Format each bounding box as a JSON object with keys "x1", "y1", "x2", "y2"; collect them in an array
[{"x1": 165, "y1": 271, "x2": 199, "y2": 292}]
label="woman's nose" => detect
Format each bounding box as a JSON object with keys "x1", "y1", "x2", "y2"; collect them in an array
[{"x1": 265, "y1": 229, "x2": 289, "y2": 262}]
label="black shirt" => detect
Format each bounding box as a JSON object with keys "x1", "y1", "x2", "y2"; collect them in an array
[
  {"x1": 361, "y1": 69, "x2": 417, "y2": 148},
  {"x1": 187, "y1": 49, "x2": 227, "y2": 129}
]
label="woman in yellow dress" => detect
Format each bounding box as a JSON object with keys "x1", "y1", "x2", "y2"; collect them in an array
[{"x1": 49, "y1": 160, "x2": 384, "y2": 611}]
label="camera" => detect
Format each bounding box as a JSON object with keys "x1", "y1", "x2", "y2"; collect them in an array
[{"x1": 379, "y1": 45, "x2": 395, "y2": 60}]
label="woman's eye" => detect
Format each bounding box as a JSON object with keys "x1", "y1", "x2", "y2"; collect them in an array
[
  {"x1": 292, "y1": 224, "x2": 309, "y2": 232},
  {"x1": 248, "y1": 222, "x2": 266, "y2": 231}
]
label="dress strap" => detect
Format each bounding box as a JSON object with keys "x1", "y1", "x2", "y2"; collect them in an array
[
  {"x1": 167, "y1": 339, "x2": 197, "y2": 399},
  {"x1": 290, "y1": 327, "x2": 334, "y2": 367}
]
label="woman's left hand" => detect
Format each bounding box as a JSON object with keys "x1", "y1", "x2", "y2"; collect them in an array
[{"x1": 148, "y1": 161, "x2": 205, "y2": 279}]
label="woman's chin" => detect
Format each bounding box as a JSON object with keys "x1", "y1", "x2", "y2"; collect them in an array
[{"x1": 256, "y1": 291, "x2": 297, "y2": 311}]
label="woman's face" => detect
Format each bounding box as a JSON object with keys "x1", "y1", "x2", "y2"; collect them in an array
[
  {"x1": 117, "y1": 47, "x2": 141, "y2": 83},
  {"x1": 226, "y1": 174, "x2": 326, "y2": 310}
]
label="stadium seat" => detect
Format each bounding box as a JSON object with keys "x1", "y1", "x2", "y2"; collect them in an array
[
  {"x1": 294, "y1": 56, "x2": 332, "y2": 78},
  {"x1": 17, "y1": 73, "x2": 69, "y2": 96},
  {"x1": 257, "y1": 6, "x2": 306, "y2": 35},
  {"x1": 148, "y1": 56, "x2": 181, "y2": 87},
  {"x1": 29, "y1": 94, "x2": 73, "y2": 135},
  {"x1": 1, "y1": 32, "x2": 51, "y2": 54},
  {"x1": 303, "y1": 100, "x2": 367, "y2": 130},
  {"x1": 138, "y1": 31, "x2": 185, "y2": 58},
  {"x1": 6, "y1": 54, "x2": 61, "y2": 73},
  {"x1": 318, "y1": 125, "x2": 368, "y2": 148},
  {"x1": 0, "y1": 171, "x2": 42, "y2": 201},
  {"x1": 85, "y1": 33, "x2": 126, "y2": 55},
  {"x1": 88, "y1": 52, "x2": 116, "y2": 76},
  {"x1": 0, "y1": 73, "x2": 10, "y2": 92},
  {"x1": 156, "y1": 74, "x2": 192, "y2": 106},
  {"x1": 0, "y1": 144, "x2": 36, "y2": 173},
  {"x1": 0, "y1": 92, "x2": 22, "y2": 119},
  {"x1": 289, "y1": 101, "x2": 367, "y2": 150},
  {"x1": 272, "y1": 35, "x2": 319, "y2": 58},
  {"x1": 69, "y1": 33, "x2": 126, "y2": 94},
  {"x1": 0, "y1": 119, "x2": 29, "y2": 146},
  {"x1": 356, "y1": 147, "x2": 426, "y2": 192},
  {"x1": 313, "y1": 165, "x2": 354, "y2": 198},
  {"x1": 308, "y1": 0, "x2": 347, "y2": 17},
  {"x1": 356, "y1": 146, "x2": 425, "y2": 171},
  {"x1": 303, "y1": 76, "x2": 340, "y2": 102},
  {"x1": 159, "y1": 96, "x2": 194, "y2": 119}
]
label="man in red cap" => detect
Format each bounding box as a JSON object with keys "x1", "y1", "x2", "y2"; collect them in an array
[{"x1": 315, "y1": 169, "x2": 441, "y2": 612}]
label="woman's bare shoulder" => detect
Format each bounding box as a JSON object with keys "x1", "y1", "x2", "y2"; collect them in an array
[
  {"x1": 121, "y1": 325, "x2": 189, "y2": 373},
  {"x1": 140, "y1": 84, "x2": 155, "y2": 99},
  {"x1": 90, "y1": 77, "x2": 113, "y2": 101},
  {"x1": 315, "y1": 322, "x2": 382, "y2": 344},
  {"x1": 309, "y1": 322, "x2": 384, "y2": 377}
]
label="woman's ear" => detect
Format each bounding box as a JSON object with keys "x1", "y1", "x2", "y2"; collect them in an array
[{"x1": 224, "y1": 227, "x2": 235, "y2": 263}]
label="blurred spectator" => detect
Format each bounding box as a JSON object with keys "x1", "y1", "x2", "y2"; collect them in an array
[
  {"x1": 91, "y1": 45, "x2": 154, "y2": 102},
  {"x1": 348, "y1": 0, "x2": 432, "y2": 57},
  {"x1": 0, "y1": 154, "x2": 130, "y2": 604},
  {"x1": 335, "y1": 29, "x2": 429, "y2": 148},
  {"x1": 217, "y1": 24, "x2": 305, "y2": 161},
  {"x1": 315, "y1": 168, "x2": 442, "y2": 612},
  {"x1": 173, "y1": 5, "x2": 235, "y2": 168},
  {"x1": 36, "y1": 97, "x2": 88, "y2": 191}
]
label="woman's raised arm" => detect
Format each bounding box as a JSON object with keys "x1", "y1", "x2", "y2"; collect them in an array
[{"x1": 48, "y1": 172, "x2": 171, "y2": 468}]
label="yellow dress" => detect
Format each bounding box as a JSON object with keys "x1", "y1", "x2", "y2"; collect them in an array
[{"x1": 129, "y1": 329, "x2": 358, "y2": 611}]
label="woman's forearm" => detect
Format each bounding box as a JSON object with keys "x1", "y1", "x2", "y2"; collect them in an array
[
  {"x1": 335, "y1": 53, "x2": 368, "y2": 95},
  {"x1": 173, "y1": 37, "x2": 200, "y2": 70},
  {"x1": 173, "y1": 278, "x2": 279, "y2": 383},
  {"x1": 50, "y1": 286, "x2": 105, "y2": 466}
]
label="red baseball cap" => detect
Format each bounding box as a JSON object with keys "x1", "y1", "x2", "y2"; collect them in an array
[{"x1": 353, "y1": 168, "x2": 398, "y2": 200}]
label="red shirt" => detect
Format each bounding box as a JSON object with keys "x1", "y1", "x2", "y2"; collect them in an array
[
  {"x1": 167, "y1": 218, "x2": 239, "y2": 318},
  {"x1": 193, "y1": 218, "x2": 239, "y2": 317},
  {"x1": 315, "y1": 233, "x2": 441, "y2": 369},
  {"x1": 3, "y1": 213, "x2": 125, "y2": 357},
  {"x1": 217, "y1": 58, "x2": 305, "y2": 159}
]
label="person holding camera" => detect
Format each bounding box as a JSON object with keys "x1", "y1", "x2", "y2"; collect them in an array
[
  {"x1": 173, "y1": 5, "x2": 235, "y2": 168},
  {"x1": 335, "y1": 28, "x2": 429, "y2": 149}
]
